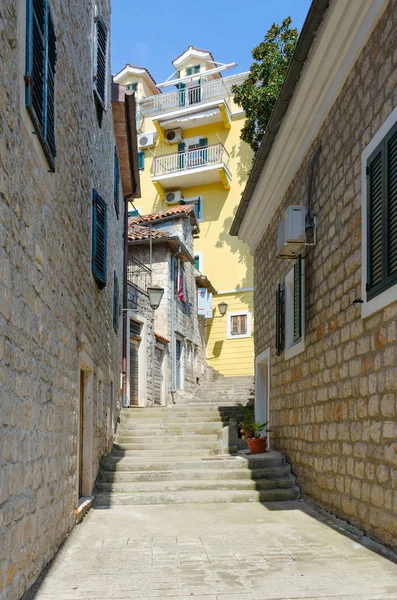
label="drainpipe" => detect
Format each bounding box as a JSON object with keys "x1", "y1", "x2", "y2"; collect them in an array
[
  {"x1": 306, "y1": 145, "x2": 322, "y2": 231},
  {"x1": 170, "y1": 251, "x2": 177, "y2": 395},
  {"x1": 122, "y1": 193, "x2": 134, "y2": 409}
]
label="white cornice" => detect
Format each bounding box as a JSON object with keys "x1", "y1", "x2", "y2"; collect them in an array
[
  {"x1": 113, "y1": 66, "x2": 158, "y2": 95},
  {"x1": 238, "y1": 0, "x2": 389, "y2": 252}
]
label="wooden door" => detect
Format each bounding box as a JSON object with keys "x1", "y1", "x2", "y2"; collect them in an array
[
  {"x1": 129, "y1": 339, "x2": 139, "y2": 406},
  {"x1": 154, "y1": 347, "x2": 163, "y2": 405},
  {"x1": 176, "y1": 340, "x2": 182, "y2": 389}
]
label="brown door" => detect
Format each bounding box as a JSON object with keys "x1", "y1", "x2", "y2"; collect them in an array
[
  {"x1": 129, "y1": 339, "x2": 139, "y2": 406},
  {"x1": 154, "y1": 347, "x2": 163, "y2": 405},
  {"x1": 79, "y1": 369, "x2": 84, "y2": 498}
]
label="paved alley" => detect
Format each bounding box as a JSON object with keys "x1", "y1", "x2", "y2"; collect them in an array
[{"x1": 25, "y1": 501, "x2": 397, "y2": 600}]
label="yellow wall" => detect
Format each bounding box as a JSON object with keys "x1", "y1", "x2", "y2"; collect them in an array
[{"x1": 121, "y1": 62, "x2": 254, "y2": 376}]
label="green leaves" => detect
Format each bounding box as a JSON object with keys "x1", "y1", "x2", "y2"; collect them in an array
[{"x1": 232, "y1": 17, "x2": 298, "y2": 155}]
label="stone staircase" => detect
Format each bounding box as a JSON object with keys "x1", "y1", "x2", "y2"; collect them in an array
[
  {"x1": 95, "y1": 404, "x2": 299, "y2": 507},
  {"x1": 174, "y1": 375, "x2": 255, "y2": 406}
]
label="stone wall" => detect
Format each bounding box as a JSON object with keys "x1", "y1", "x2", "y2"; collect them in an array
[
  {"x1": 253, "y1": 1, "x2": 397, "y2": 549},
  {"x1": 0, "y1": 1, "x2": 123, "y2": 598}
]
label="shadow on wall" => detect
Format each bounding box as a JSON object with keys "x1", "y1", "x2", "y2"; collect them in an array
[
  {"x1": 230, "y1": 138, "x2": 252, "y2": 186},
  {"x1": 215, "y1": 207, "x2": 251, "y2": 306}
]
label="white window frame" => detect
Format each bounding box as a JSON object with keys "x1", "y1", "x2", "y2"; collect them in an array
[
  {"x1": 284, "y1": 263, "x2": 305, "y2": 360},
  {"x1": 194, "y1": 251, "x2": 203, "y2": 272},
  {"x1": 227, "y1": 311, "x2": 251, "y2": 340},
  {"x1": 361, "y1": 105, "x2": 397, "y2": 319}
]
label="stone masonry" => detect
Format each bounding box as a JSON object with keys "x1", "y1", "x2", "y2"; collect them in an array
[
  {"x1": 0, "y1": 1, "x2": 123, "y2": 598},
  {"x1": 254, "y1": 1, "x2": 397, "y2": 550}
]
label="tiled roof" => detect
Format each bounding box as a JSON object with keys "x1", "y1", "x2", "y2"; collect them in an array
[
  {"x1": 172, "y1": 46, "x2": 215, "y2": 65},
  {"x1": 114, "y1": 63, "x2": 158, "y2": 88},
  {"x1": 128, "y1": 204, "x2": 197, "y2": 226},
  {"x1": 154, "y1": 332, "x2": 170, "y2": 344},
  {"x1": 128, "y1": 225, "x2": 170, "y2": 242}
]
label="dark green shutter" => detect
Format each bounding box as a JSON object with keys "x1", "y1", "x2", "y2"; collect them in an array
[
  {"x1": 199, "y1": 138, "x2": 208, "y2": 163},
  {"x1": 193, "y1": 65, "x2": 200, "y2": 74},
  {"x1": 275, "y1": 284, "x2": 283, "y2": 356},
  {"x1": 93, "y1": 14, "x2": 107, "y2": 108},
  {"x1": 194, "y1": 256, "x2": 200, "y2": 270},
  {"x1": 367, "y1": 122, "x2": 397, "y2": 300},
  {"x1": 185, "y1": 67, "x2": 192, "y2": 76},
  {"x1": 113, "y1": 271, "x2": 119, "y2": 333},
  {"x1": 92, "y1": 189, "x2": 108, "y2": 288},
  {"x1": 178, "y1": 142, "x2": 186, "y2": 169},
  {"x1": 293, "y1": 255, "x2": 302, "y2": 342},
  {"x1": 177, "y1": 82, "x2": 186, "y2": 107},
  {"x1": 387, "y1": 129, "x2": 397, "y2": 278},
  {"x1": 114, "y1": 146, "x2": 120, "y2": 218},
  {"x1": 127, "y1": 83, "x2": 137, "y2": 91},
  {"x1": 138, "y1": 151, "x2": 144, "y2": 170},
  {"x1": 25, "y1": 0, "x2": 57, "y2": 171}
]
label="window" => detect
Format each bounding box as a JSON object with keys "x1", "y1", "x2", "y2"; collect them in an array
[
  {"x1": 227, "y1": 311, "x2": 251, "y2": 339},
  {"x1": 92, "y1": 189, "x2": 108, "y2": 288},
  {"x1": 114, "y1": 146, "x2": 120, "y2": 219},
  {"x1": 284, "y1": 256, "x2": 305, "y2": 360},
  {"x1": 93, "y1": 12, "x2": 108, "y2": 111},
  {"x1": 25, "y1": 0, "x2": 57, "y2": 171},
  {"x1": 186, "y1": 65, "x2": 200, "y2": 76},
  {"x1": 185, "y1": 197, "x2": 202, "y2": 221},
  {"x1": 127, "y1": 83, "x2": 138, "y2": 92},
  {"x1": 113, "y1": 271, "x2": 119, "y2": 333},
  {"x1": 362, "y1": 108, "x2": 397, "y2": 318},
  {"x1": 138, "y1": 151, "x2": 144, "y2": 170},
  {"x1": 174, "y1": 258, "x2": 184, "y2": 301}
]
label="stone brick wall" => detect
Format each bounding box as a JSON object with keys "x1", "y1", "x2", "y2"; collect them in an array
[
  {"x1": 254, "y1": 1, "x2": 397, "y2": 550},
  {"x1": 0, "y1": 1, "x2": 123, "y2": 598}
]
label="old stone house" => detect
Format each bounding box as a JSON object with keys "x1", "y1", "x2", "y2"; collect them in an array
[
  {"x1": 126, "y1": 205, "x2": 213, "y2": 405},
  {"x1": 0, "y1": 1, "x2": 138, "y2": 598},
  {"x1": 231, "y1": 0, "x2": 397, "y2": 549}
]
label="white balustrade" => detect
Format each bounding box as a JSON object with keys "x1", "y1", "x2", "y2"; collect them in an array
[
  {"x1": 152, "y1": 144, "x2": 229, "y2": 177},
  {"x1": 141, "y1": 79, "x2": 228, "y2": 116}
]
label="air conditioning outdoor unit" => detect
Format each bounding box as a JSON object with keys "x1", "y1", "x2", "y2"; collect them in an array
[
  {"x1": 277, "y1": 206, "x2": 306, "y2": 258},
  {"x1": 138, "y1": 132, "x2": 156, "y2": 149},
  {"x1": 165, "y1": 128, "x2": 183, "y2": 144},
  {"x1": 165, "y1": 191, "x2": 183, "y2": 205}
]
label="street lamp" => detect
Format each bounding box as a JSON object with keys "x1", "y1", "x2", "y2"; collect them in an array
[
  {"x1": 218, "y1": 302, "x2": 228, "y2": 316},
  {"x1": 147, "y1": 285, "x2": 164, "y2": 310}
]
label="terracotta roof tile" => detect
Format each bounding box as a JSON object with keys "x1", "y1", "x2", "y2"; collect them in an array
[
  {"x1": 128, "y1": 204, "x2": 197, "y2": 225},
  {"x1": 154, "y1": 332, "x2": 170, "y2": 344},
  {"x1": 128, "y1": 224, "x2": 170, "y2": 242}
]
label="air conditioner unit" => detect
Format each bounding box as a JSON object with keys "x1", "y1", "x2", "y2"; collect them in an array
[
  {"x1": 277, "y1": 206, "x2": 306, "y2": 258},
  {"x1": 165, "y1": 128, "x2": 183, "y2": 144},
  {"x1": 165, "y1": 191, "x2": 183, "y2": 205},
  {"x1": 138, "y1": 132, "x2": 156, "y2": 149}
]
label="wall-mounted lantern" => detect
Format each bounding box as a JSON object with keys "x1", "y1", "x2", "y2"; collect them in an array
[
  {"x1": 218, "y1": 302, "x2": 228, "y2": 316},
  {"x1": 147, "y1": 286, "x2": 164, "y2": 310}
]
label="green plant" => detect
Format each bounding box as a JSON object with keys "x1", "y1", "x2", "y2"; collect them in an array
[
  {"x1": 240, "y1": 420, "x2": 269, "y2": 441},
  {"x1": 236, "y1": 403, "x2": 254, "y2": 424},
  {"x1": 231, "y1": 17, "x2": 298, "y2": 155}
]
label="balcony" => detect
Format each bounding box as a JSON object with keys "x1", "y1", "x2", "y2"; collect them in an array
[
  {"x1": 140, "y1": 79, "x2": 231, "y2": 132},
  {"x1": 151, "y1": 144, "x2": 231, "y2": 194}
]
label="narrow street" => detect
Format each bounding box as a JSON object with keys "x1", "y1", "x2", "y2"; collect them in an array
[{"x1": 25, "y1": 502, "x2": 397, "y2": 600}]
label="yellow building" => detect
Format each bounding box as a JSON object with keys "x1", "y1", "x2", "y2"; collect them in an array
[{"x1": 114, "y1": 47, "x2": 254, "y2": 376}]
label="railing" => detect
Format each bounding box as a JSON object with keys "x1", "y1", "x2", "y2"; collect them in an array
[
  {"x1": 127, "y1": 256, "x2": 151, "y2": 295},
  {"x1": 152, "y1": 143, "x2": 229, "y2": 177},
  {"x1": 140, "y1": 79, "x2": 229, "y2": 116}
]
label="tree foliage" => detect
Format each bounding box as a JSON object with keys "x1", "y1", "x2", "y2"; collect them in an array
[{"x1": 232, "y1": 17, "x2": 298, "y2": 155}]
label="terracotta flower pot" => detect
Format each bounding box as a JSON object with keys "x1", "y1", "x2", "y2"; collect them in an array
[{"x1": 247, "y1": 436, "x2": 267, "y2": 454}]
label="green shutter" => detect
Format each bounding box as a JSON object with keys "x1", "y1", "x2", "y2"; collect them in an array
[
  {"x1": 193, "y1": 65, "x2": 200, "y2": 74},
  {"x1": 367, "y1": 149, "x2": 384, "y2": 294},
  {"x1": 185, "y1": 67, "x2": 192, "y2": 76},
  {"x1": 194, "y1": 255, "x2": 200, "y2": 270},
  {"x1": 138, "y1": 151, "x2": 144, "y2": 170},
  {"x1": 387, "y1": 129, "x2": 397, "y2": 279},
  {"x1": 127, "y1": 83, "x2": 137, "y2": 91},
  {"x1": 177, "y1": 82, "x2": 186, "y2": 107},
  {"x1": 114, "y1": 146, "x2": 120, "y2": 218},
  {"x1": 113, "y1": 271, "x2": 119, "y2": 333},
  {"x1": 293, "y1": 255, "x2": 302, "y2": 342},
  {"x1": 178, "y1": 143, "x2": 186, "y2": 169},
  {"x1": 25, "y1": 0, "x2": 57, "y2": 171},
  {"x1": 93, "y1": 14, "x2": 107, "y2": 109},
  {"x1": 92, "y1": 189, "x2": 108, "y2": 288},
  {"x1": 275, "y1": 283, "x2": 283, "y2": 356},
  {"x1": 199, "y1": 138, "x2": 208, "y2": 163}
]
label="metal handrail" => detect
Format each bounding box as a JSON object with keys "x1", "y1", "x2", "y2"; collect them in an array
[
  {"x1": 152, "y1": 143, "x2": 230, "y2": 177},
  {"x1": 140, "y1": 79, "x2": 229, "y2": 116}
]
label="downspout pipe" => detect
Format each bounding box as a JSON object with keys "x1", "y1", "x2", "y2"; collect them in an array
[
  {"x1": 306, "y1": 145, "x2": 322, "y2": 230},
  {"x1": 170, "y1": 250, "x2": 177, "y2": 395},
  {"x1": 122, "y1": 193, "x2": 134, "y2": 408}
]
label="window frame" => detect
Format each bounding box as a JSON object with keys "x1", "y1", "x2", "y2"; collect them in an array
[
  {"x1": 93, "y1": 11, "x2": 108, "y2": 112},
  {"x1": 184, "y1": 196, "x2": 203, "y2": 222},
  {"x1": 227, "y1": 311, "x2": 251, "y2": 340},
  {"x1": 284, "y1": 259, "x2": 305, "y2": 361},
  {"x1": 138, "y1": 151, "x2": 145, "y2": 170},
  {"x1": 194, "y1": 251, "x2": 203, "y2": 272},
  {"x1": 361, "y1": 106, "x2": 397, "y2": 318}
]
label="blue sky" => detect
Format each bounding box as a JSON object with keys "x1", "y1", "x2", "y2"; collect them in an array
[{"x1": 111, "y1": 0, "x2": 312, "y2": 84}]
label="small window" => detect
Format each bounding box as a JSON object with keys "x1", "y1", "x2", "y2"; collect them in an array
[
  {"x1": 174, "y1": 258, "x2": 184, "y2": 301},
  {"x1": 92, "y1": 189, "x2": 108, "y2": 288},
  {"x1": 127, "y1": 83, "x2": 138, "y2": 92},
  {"x1": 138, "y1": 151, "x2": 144, "y2": 170},
  {"x1": 25, "y1": 0, "x2": 57, "y2": 171},
  {"x1": 284, "y1": 256, "x2": 305, "y2": 360},
  {"x1": 93, "y1": 13, "x2": 108, "y2": 111},
  {"x1": 185, "y1": 197, "x2": 202, "y2": 221},
  {"x1": 114, "y1": 146, "x2": 120, "y2": 219},
  {"x1": 194, "y1": 255, "x2": 201, "y2": 271},
  {"x1": 227, "y1": 312, "x2": 251, "y2": 339},
  {"x1": 113, "y1": 271, "x2": 119, "y2": 333}
]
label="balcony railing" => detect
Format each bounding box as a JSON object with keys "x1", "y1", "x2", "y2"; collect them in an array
[
  {"x1": 140, "y1": 79, "x2": 229, "y2": 116},
  {"x1": 127, "y1": 256, "x2": 151, "y2": 295},
  {"x1": 152, "y1": 144, "x2": 229, "y2": 177}
]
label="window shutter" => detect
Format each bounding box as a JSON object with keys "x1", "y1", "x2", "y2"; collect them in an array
[
  {"x1": 199, "y1": 138, "x2": 208, "y2": 147},
  {"x1": 193, "y1": 65, "x2": 200, "y2": 74},
  {"x1": 92, "y1": 189, "x2": 108, "y2": 288},
  {"x1": 25, "y1": 0, "x2": 57, "y2": 171},
  {"x1": 186, "y1": 67, "x2": 192, "y2": 76},
  {"x1": 177, "y1": 82, "x2": 186, "y2": 107},
  {"x1": 367, "y1": 149, "x2": 384, "y2": 295},
  {"x1": 177, "y1": 143, "x2": 186, "y2": 169},
  {"x1": 275, "y1": 283, "x2": 283, "y2": 356},
  {"x1": 194, "y1": 256, "x2": 200, "y2": 270},
  {"x1": 114, "y1": 146, "x2": 120, "y2": 218},
  {"x1": 199, "y1": 138, "x2": 208, "y2": 163},
  {"x1": 293, "y1": 255, "x2": 302, "y2": 342},
  {"x1": 138, "y1": 151, "x2": 144, "y2": 170},
  {"x1": 93, "y1": 14, "x2": 107, "y2": 109},
  {"x1": 127, "y1": 83, "x2": 137, "y2": 91},
  {"x1": 113, "y1": 271, "x2": 119, "y2": 333},
  {"x1": 387, "y1": 129, "x2": 397, "y2": 279}
]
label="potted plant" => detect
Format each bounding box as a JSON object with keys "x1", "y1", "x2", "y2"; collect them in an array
[
  {"x1": 240, "y1": 420, "x2": 269, "y2": 454},
  {"x1": 236, "y1": 404, "x2": 254, "y2": 439}
]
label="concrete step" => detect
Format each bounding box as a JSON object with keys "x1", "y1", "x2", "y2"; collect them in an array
[
  {"x1": 96, "y1": 477, "x2": 296, "y2": 494},
  {"x1": 99, "y1": 465, "x2": 292, "y2": 482},
  {"x1": 116, "y1": 433, "x2": 219, "y2": 444},
  {"x1": 114, "y1": 440, "x2": 220, "y2": 451},
  {"x1": 116, "y1": 424, "x2": 223, "y2": 435},
  {"x1": 110, "y1": 447, "x2": 231, "y2": 457},
  {"x1": 120, "y1": 414, "x2": 228, "y2": 423},
  {"x1": 94, "y1": 487, "x2": 300, "y2": 506}
]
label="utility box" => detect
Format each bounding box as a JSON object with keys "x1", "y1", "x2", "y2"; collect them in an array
[{"x1": 277, "y1": 206, "x2": 306, "y2": 258}]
